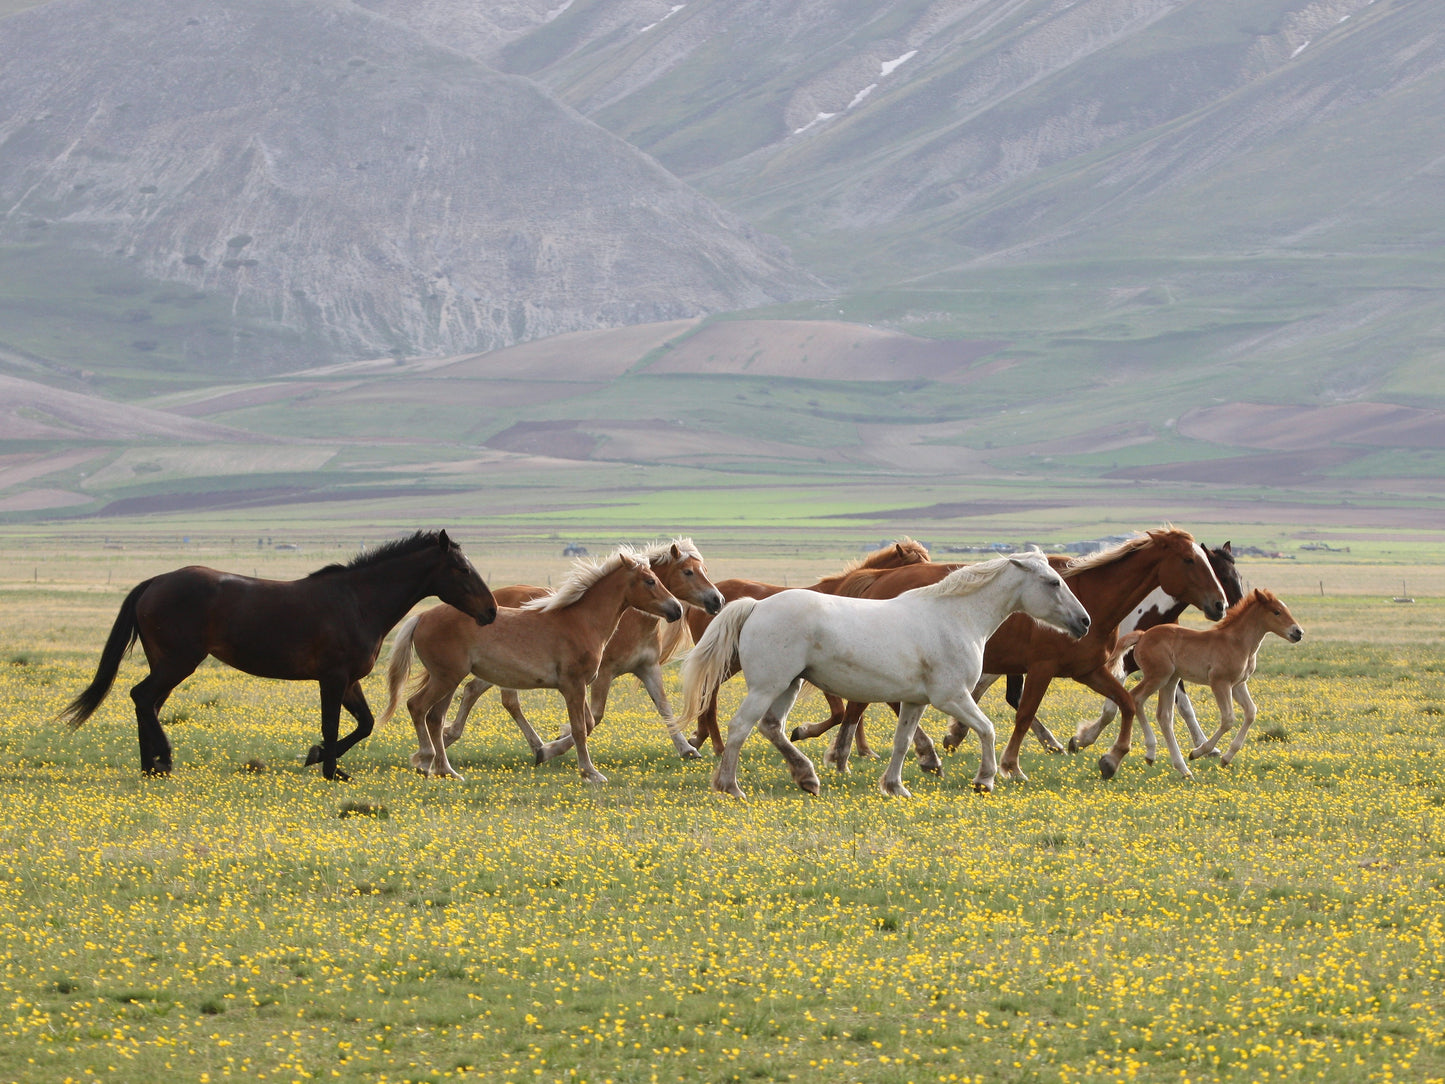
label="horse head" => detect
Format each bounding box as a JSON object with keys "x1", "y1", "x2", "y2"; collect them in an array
[
  {"x1": 1207, "y1": 541, "x2": 1245, "y2": 608},
  {"x1": 654, "y1": 540, "x2": 724, "y2": 615},
  {"x1": 1008, "y1": 552, "x2": 1090, "y2": 639},
  {"x1": 1152, "y1": 528, "x2": 1227, "y2": 621},
  {"x1": 621, "y1": 551, "x2": 684, "y2": 623},
  {"x1": 432, "y1": 531, "x2": 498, "y2": 626},
  {"x1": 1254, "y1": 588, "x2": 1304, "y2": 643}
]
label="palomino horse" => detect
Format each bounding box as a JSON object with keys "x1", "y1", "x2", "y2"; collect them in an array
[
  {"x1": 677, "y1": 553, "x2": 1090, "y2": 799},
  {"x1": 443, "y1": 540, "x2": 724, "y2": 759},
  {"x1": 1116, "y1": 588, "x2": 1303, "y2": 777},
  {"x1": 60, "y1": 531, "x2": 497, "y2": 780},
  {"x1": 1067, "y1": 541, "x2": 1245, "y2": 761},
  {"x1": 685, "y1": 538, "x2": 932, "y2": 756},
  {"x1": 820, "y1": 528, "x2": 1227, "y2": 781},
  {"x1": 380, "y1": 547, "x2": 683, "y2": 783}
]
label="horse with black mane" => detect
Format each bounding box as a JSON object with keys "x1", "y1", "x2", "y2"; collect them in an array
[{"x1": 59, "y1": 530, "x2": 496, "y2": 780}]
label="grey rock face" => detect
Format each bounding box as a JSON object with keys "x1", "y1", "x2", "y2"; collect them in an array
[{"x1": 0, "y1": 0, "x2": 817, "y2": 363}]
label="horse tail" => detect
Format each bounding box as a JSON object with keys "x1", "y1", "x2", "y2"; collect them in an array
[
  {"x1": 59, "y1": 578, "x2": 153, "y2": 729},
  {"x1": 657, "y1": 610, "x2": 692, "y2": 667},
  {"x1": 673, "y1": 598, "x2": 757, "y2": 737},
  {"x1": 378, "y1": 613, "x2": 421, "y2": 726},
  {"x1": 1108, "y1": 630, "x2": 1145, "y2": 677}
]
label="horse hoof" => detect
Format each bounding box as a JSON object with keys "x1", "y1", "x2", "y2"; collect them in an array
[
  {"x1": 879, "y1": 781, "x2": 912, "y2": 798},
  {"x1": 788, "y1": 726, "x2": 806, "y2": 743},
  {"x1": 304, "y1": 745, "x2": 325, "y2": 767},
  {"x1": 1066, "y1": 737, "x2": 1079, "y2": 754},
  {"x1": 680, "y1": 747, "x2": 701, "y2": 761},
  {"x1": 919, "y1": 761, "x2": 943, "y2": 777},
  {"x1": 1099, "y1": 755, "x2": 1118, "y2": 780},
  {"x1": 1144, "y1": 755, "x2": 1156, "y2": 766},
  {"x1": 800, "y1": 778, "x2": 821, "y2": 796},
  {"x1": 713, "y1": 783, "x2": 746, "y2": 801},
  {"x1": 582, "y1": 771, "x2": 608, "y2": 784},
  {"x1": 972, "y1": 780, "x2": 994, "y2": 794},
  {"x1": 533, "y1": 748, "x2": 545, "y2": 766}
]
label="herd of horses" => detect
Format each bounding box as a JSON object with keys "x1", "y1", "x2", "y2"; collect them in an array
[{"x1": 61, "y1": 526, "x2": 1304, "y2": 797}]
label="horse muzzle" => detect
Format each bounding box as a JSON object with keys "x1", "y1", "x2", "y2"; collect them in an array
[
  {"x1": 1289, "y1": 626, "x2": 1303, "y2": 642},
  {"x1": 703, "y1": 590, "x2": 724, "y2": 615},
  {"x1": 662, "y1": 600, "x2": 684, "y2": 622},
  {"x1": 1069, "y1": 614, "x2": 1091, "y2": 639},
  {"x1": 1207, "y1": 600, "x2": 1226, "y2": 621},
  {"x1": 474, "y1": 605, "x2": 499, "y2": 627}
]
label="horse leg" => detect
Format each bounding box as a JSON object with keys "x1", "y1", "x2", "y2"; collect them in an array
[
  {"x1": 998, "y1": 669, "x2": 1056, "y2": 782},
  {"x1": 444, "y1": 678, "x2": 487, "y2": 746},
  {"x1": 1152, "y1": 677, "x2": 1193, "y2": 779},
  {"x1": 548, "y1": 682, "x2": 606, "y2": 783},
  {"x1": 1190, "y1": 678, "x2": 1238, "y2": 760},
  {"x1": 789, "y1": 691, "x2": 845, "y2": 743},
  {"x1": 713, "y1": 685, "x2": 791, "y2": 800},
  {"x1": 1219, "y1": 683, "x2": 1258, "y2": 766},
  {"x1": 879, "y1": 703, "x2": 927, "y2": 797},
  {"x1": 1078, "y1": 668, "x2": 1140, "y2": 780},
  {"x1": 823, "y1": 701, "x2": 868, "y2": 773},
  {"x1": 946, "y1": 675, "x2": 998, "y2": 751},
  {"x1": 935, "y1": 694, "x2": 998, "y2": 793},
  {"x1": 405, "y1": 671, "x2": 457, "y2": 775},
  {"x1": 305, "y1": 679, "x2": 350, "y2": 782},
  {"x1": 129, "y1": 653, "x2": 201, "y2": 775},
  {"x1": 1175, "y1": 681, "x2": 1216, "y2": 755},
  {"x1": 755, "y1": 681, "x2": 815, "y2": 794},
  {"x1": 633, "y1": 663, "x2": 699, "y2": 760},
  {"x1": 1070, "y1": 695, "x2": 1118, "y2": 754},
  {"x1": 689, "y1": 688, "x2": 725, "y2": 756}
]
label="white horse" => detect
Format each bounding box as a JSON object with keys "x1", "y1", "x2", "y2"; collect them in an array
[{"x1": 675, "y1": 553, "x2": 1090, "y2": 800}]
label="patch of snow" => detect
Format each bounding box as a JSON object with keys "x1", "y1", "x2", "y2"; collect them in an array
[
  {"x1": 879, "y1": 50, "x2": 917, "y2": 77},
  {"x1": 793, "y1": 111, "x2": 836, "y2": 135},
  {"x1": 1290, "y1": 40, "x2": 1310, "y2": 58},
  {"x1": 639, "y1": 4, "x2": 684, "y2": 33},
  {"x1": 847, "y1": 83, "x2": 877, "y2": 110},
  {"x1": 545, "y1": 0, "x2": 573, "y2": 21}
]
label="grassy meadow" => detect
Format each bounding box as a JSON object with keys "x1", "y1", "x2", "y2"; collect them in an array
[{"x1": 0, "y1": 541, "x2": 1442, "y2": 1084}]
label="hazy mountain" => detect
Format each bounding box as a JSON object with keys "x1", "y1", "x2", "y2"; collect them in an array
[{"x1": 0, "y1": 0, "x2": 817, "y2": 372}]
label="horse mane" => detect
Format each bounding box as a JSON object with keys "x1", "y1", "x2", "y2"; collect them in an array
[
  {"x1": 521, "y1": 546, "x2": 643, "y2": 612},
  {"x1": 903, "y1": 556, "x2": 1013, "y2": 600},
  {"x1": 308, "y1": 530, "x2": 446, "y2": 577},
  {"x1": 1214, "y1": 587, "x2": 1278, "y2": 632},
  {"x1": 815, "y1": 537, "x2": 930, "y2": 591},
  {"x1": 636, "y1": 536, "x2": 703, "y2": 567},
  {"x1": 1059, "y1": 526, "x2": 1194, "y2": 579},
  {"x1": 657, "y1": 613, "x2": 692, "y2": 665}
]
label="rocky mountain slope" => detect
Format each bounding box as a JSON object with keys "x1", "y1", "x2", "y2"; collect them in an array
[{"x1": 0, "y1": 0, "x2": 817, "y2": 371}]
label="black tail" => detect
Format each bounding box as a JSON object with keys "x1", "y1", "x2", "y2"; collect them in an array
[
  {"x1": 59, "y1": 579, "x2": 152, "y2": 729},
  {"x1": 1005, "y1": 673, "x2": 1023, "y2": 710}
]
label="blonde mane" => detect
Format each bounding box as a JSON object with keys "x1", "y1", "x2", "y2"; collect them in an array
[
  {"x1": 903, "y1": 555, "x2": 1015, "y2": 600},
  {"x1": 657, "y1": 615, "x2": 692, "y2": 665},
  {"x1": 1059, "y1": 527, "x2": 1192, "y2": 579},
  {"x1": 521, "y1": 546, "x2": 644, "y2": 612},
  {"x1": 636, "y1": 536, "x2": 703, "y2": 568},
  {"x1": 846, "y1": 536, "x2": 929, "y2": 573}
]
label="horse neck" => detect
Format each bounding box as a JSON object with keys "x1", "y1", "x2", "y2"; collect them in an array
[
  {"x1": 1070, "y1": 546, "x2": 1172, "y2": 631},
  {"x1": 1216, "y1": 602, "x2": 1273, "y2": 656},
  {"x1": 342, "y1": 551, "x2": 440, "y2": 641},
  {"x1": 556, "y1": 565, "x2": 636, "y2": 647}
]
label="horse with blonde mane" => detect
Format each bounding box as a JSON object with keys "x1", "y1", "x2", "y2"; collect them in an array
[
  {"x1": 380, "y1": 546, "x2": 682, "y2": 783},
  {"x1": 1112, "y1": 587, "x2": 1303, "y2": 777},
  {"x1": 684, "y1": 538, "x2": 931, "y2": 756},
  {"x1": 443, "y1": 540, "x2": 724, "y2": 760},
  {"x1": 676, "y1": 553, "x2": 1090, "y2": 800}
]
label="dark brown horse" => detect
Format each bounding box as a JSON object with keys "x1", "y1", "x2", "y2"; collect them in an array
[
  {"x1": 60, "y1": 530, "x2": 497, "y2": 780},
  {"x1": 800, "y1": 528, "x2": 1228, "y2": 781},
  {"x1": 684, "y1": 538, "x2": 932, "y2": 755}
]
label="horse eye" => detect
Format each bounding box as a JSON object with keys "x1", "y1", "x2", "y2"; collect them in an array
[{"x1": 683, "y1": 569, "x2": 694, "y2": 576}]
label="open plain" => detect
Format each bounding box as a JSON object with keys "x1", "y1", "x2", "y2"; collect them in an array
[{"x1": 0, "y1": 533, "x2": 1440, "y2": 1083}]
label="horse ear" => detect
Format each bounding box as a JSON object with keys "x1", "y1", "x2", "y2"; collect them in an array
[
  {"x1": 670, "y1": 543, "x2": 682, "y2": 559},
  {"x1": 438, "y1": 529, "x2": 451, "y2": 547},
  {"x1": 1222, "y1": 541, "x2": 1232, "y2": 554}
]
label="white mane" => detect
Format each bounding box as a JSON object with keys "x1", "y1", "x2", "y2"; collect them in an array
[
  {"x1": 521, "y1": 546, "x2": 644, "y2": 612},
  {"x1": 636, "y1": 536, "x2": 703, "y2": 567},
  {"x1": 904, "y1": 555, "x2": 1021, "y2": 600}
]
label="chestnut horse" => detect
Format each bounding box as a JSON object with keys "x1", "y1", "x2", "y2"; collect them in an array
[
  {"x1": 1067, "y1": 541, "x2": 1244, "y2": 761},
  {"x1": 811, "y1": 528, "x2": 1227, "y2": 781},
  {"x1": 60, "y1": 531, "x2": 497, "y2": 780},
  {"x1": 1114, "y1": 588, "x2": 1302, "y2": 776},
  {"x1": 684, "y1": 538, "x2": 932, "y2": 756},
  {"x1": 380, "y1": 547, "x2": 682, "y2": 783},
  {"x1": 444, "y1": 539, "x2": 724, "y2": 759}
]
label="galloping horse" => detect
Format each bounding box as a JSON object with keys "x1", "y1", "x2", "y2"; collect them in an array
[
  {"x1": 816, "y1": 528, "x2": 1227, "y2": 781},
  {"x1": 1068, "y1": 541, "x2": 1244, "y2": 761},
  {"x1": 685, "y1": 538, "x2": 932, "y2": 756},
  {"x1": 60, "y1": 531, "x2": 497, "y2": 780},
  {"x1": 677, "y1": 554, "x2": 1090, "y2": 799},
  {"x1": 1116, "y1": 588, "x2": 1303, "y2": 776},
  {"x1": 443, "y1": 539, "x2": 724, "y2": 759},
  {"x1": 380, "y1": 546, "x2": 683, "y2": 783}
]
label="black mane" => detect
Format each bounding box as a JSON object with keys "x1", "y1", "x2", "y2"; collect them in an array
[{"x1": 308, "y1": 530, "x2": 446, "y2": 578}]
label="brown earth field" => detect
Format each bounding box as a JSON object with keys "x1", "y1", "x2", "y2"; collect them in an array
[
  {"x1": 1178, "y1": 402, "x2": 1445, "y2": 451},
  {"x1": 644, "y1": 320, "x2": 1005, "y2": 382}
]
